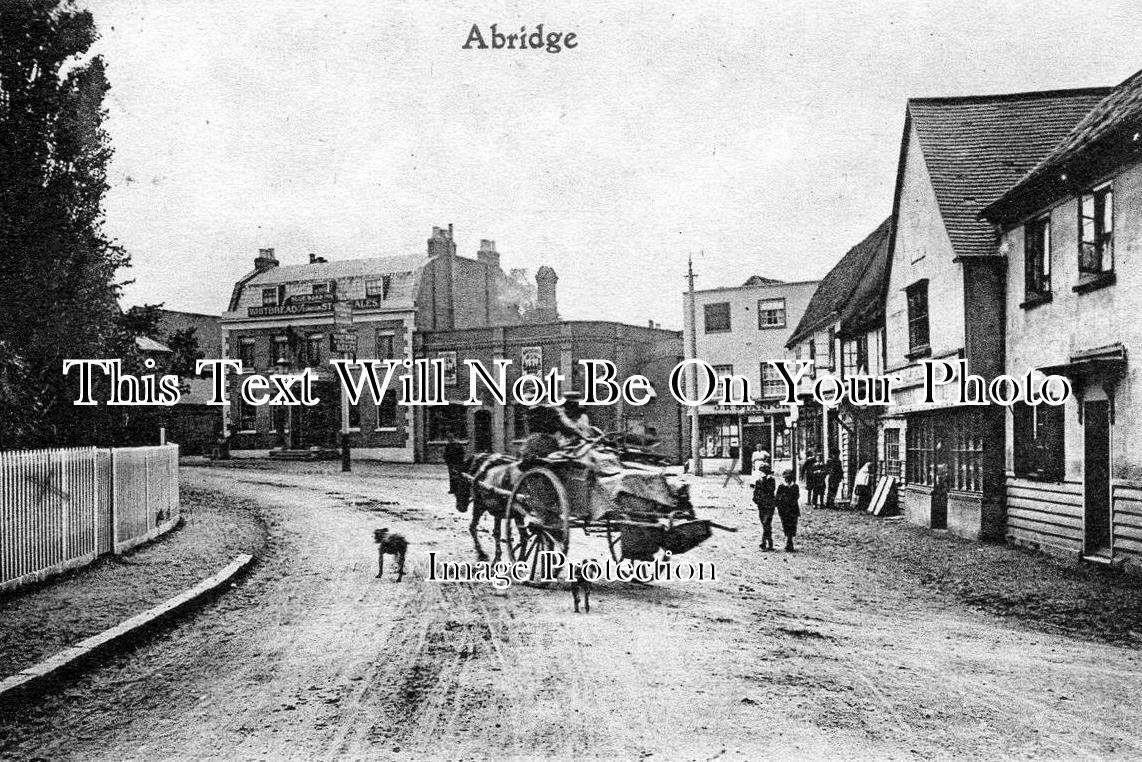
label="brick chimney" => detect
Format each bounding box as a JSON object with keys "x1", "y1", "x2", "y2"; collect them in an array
[
  {"x1": 535, "y1": 265, "x2": 559, "y2": 322},
  {"x1": 254, "y1": 247, "x2": 278, "y2": 272},
  {"x1": 427, "y1": 224, "x2": 456, "y2": 259},
  {"x1": 477, "y1": 239, "x2": 500, "y2": 270}
]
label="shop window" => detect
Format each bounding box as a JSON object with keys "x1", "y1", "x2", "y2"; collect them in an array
[
  {"x1": 906, "y1": 281, "x2": 930, "y2": 356},
  {"x1": 238, "y1": 339, "x2": 256, "y2": 369},
  {"x1": 757, "y1": 298, "x2": 786, "y2": 329},
  {"x1": 704, "y1": 302, "x2": 731, "y2": 333},
  {"x1": 1079, "y1": 183, "x2": 1113, "y2": 276},
  {"x1": 906, "y1": 417, "x2": 935, "y2": 486},
  {"x1": 1024, "y1": 214, "x2": 1051, "y2": 299},
  {"x1": 699, "y1": 416, "x2": 738, "y2": 458},
  {"x1": 428, "y1": 403, "x2": 467, "y2": 441},
  {"x1": 883, "y1": 428, "x2": 902, "y2": 478},
  {"x1": 376, "y1": 390, "x2": 398, "y2": 429},
  {"x1": 235, "y1": 396, "x2": 257, "y2": 432},
  {"x1": 950, "y1": 411, "x2": 984, "y2": 492},
  {"x1": 1013, "y1": 402, "x2": 1065, "y2": 480},
  {"x1": 759, "y1": 362, "x2": 784, "y2": 400}
]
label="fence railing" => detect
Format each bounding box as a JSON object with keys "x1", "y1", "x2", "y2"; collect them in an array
[{"x1": 0, "y1": 444, "x2": 180, "y2": 593}]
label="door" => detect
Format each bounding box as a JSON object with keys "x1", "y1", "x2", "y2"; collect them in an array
[
  {"x1": 473, "y1": 409, "x2": 493, "y2": 453},
  {"x1": 1084, "y1": 400, "x2": 1112, "y2": 556},
  {"x1": 930, "y1": 418, "x2": 949, "y2": 530}
]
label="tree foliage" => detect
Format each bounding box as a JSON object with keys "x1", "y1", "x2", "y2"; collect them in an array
[{"x1": 0, "y1": 0, "x2": 133, "y2": 447}]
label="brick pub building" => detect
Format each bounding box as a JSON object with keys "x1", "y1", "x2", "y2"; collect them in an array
[{"x1": 219, "y1": 225, "x2": 682, "y2": 462}]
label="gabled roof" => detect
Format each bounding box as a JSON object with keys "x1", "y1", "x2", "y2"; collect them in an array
[
  {"x1": 901, "y1": 88, "x2": 1111, "y2": 258},
  {"x1": 742, "y1": 275, "x2": 784, "y2": 287},
  {"x1": 786, "y1": 217, "x2": 893, "y2": 347},
  {"x1": 982, "y1": 69, "x2": 1142, "y2": 223}
]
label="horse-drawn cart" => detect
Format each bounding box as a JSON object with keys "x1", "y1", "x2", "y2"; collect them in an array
[{"x1": 464, "y1": 438, "x2": 734, "y2": 580}]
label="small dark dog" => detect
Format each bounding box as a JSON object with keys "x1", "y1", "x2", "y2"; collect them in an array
[
  {"x1": 568, "y1": 561, "x2": 592, "y2": 614},
  {"x1": 374, "y1": 528, "x2": 408, "y2": 581}
]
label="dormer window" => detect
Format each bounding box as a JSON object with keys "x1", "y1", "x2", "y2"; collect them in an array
[
  {"x1": 312, "y1": 282, "x2": 330, "y2": 295},
  {"x1": 366, "y1": 276, "x2": 392, "y2": 299},
  {"x1": 262, "y1": 287, "x2": 279, "y2": 306}
]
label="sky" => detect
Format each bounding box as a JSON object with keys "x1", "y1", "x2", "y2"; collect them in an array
[{"x1": 85, "y1": 0, "x2": 1142, "y2": 330}]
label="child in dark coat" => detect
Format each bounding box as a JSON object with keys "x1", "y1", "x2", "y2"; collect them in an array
[
  {"x1": 752, "y1": 463, "x2": 777, "y2": 551},
  {"x1": 775, "y1": 469, "x2": 801, "y2": 552}
]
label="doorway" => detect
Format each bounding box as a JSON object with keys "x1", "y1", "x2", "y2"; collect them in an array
[
  {"x1": 1084, "y1": 400, "x2": 1112, "y2": 557},
  {"x1": 473, "y1": 409, "x2": 493, "y2": 453}
]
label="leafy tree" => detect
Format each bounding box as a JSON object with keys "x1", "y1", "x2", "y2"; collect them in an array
[
  {"x1": 121, "y1": 304, "x2": 165, "y2": 340},
  {"x1": 0, "y1": 1, "x2": 132, "y2": 447},
  {"x1": 166, "y1": 327, "x2": 203, "y2": 378}
]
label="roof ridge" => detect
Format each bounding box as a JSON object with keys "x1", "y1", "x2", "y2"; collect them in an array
[{"x1": 908, "y1": 86, "x2": 1113, "y2": 105}]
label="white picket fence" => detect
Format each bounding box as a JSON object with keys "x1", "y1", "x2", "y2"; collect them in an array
[{"x1": 0, "y1": 444, "x2": 180, "y2": 593}]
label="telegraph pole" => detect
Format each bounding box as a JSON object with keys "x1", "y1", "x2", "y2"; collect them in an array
[{"x1": 686, "y1": 254, "x2": 703, "y2": 476}]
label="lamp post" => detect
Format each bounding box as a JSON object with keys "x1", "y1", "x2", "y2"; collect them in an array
[{"x1": 274, "y1": 356, "x2": 292, "y2": 451}]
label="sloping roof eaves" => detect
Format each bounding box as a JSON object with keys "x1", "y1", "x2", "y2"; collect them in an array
[
  {"x1": 786, "y1": 217, "x2": 893, "y2": 347},
  {"x1": 983, "y1": 70, "x2": 1142, "y2": 223},
  {"x1": 907, "y1": 88, "x2": 1111, "y2": 258}
]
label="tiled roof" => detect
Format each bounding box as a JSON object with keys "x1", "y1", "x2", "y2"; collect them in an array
[
  {"x1": 906, "y1": 88, "x2": 1111, "y2": 258},
  {"x1": 786, "y1": 217, "x2": 893, "y2": 347},
  {"x1": 246, "y1": 254, "x2": 428, "y2": 285},
  {"x1": 742, "y1": 275, "x2": 784, "y2": 286},
  {"x1": 983, "y1": 69, "x2": 1142, "y2": 221}
]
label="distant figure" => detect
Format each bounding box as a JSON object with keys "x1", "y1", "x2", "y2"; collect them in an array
[
  {"x1": 824, "y1": 451, "x2": 844, "y2": 509},
  {"x1": 750, "y1": 444, "x2": 771, "y2": 475},
  {"x1": 752, "y1": 461, "x2": 777, "y2": 551},
  {"x1": 852, "y1": 461, "x2": 874, "y2": 510},
  {"x1": 801, "y1": 452, "x2": 822, "y2": 507},
  {"x1": 443, "y1": 433, "x2": 467, "y2": 511},
  {"x1": 775, "y1": 469, "x2": 801, "y2": 552}
]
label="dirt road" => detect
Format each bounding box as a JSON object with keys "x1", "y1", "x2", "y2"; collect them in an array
[{"x1": 3, "y1": 462, "x2": 1142, "y2": 760}]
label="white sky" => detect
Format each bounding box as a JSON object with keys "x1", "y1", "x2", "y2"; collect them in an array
[{"x1": 87, "y1": 0, "x2": 1142, "y2": 329}]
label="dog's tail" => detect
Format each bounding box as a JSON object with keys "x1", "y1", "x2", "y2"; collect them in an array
[{"x1": 373, "y1": 528, "x2": 388, "y2": 544}]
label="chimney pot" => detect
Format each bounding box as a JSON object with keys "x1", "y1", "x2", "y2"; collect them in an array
[{"x1": 254, "y1": 247, "x2": 278, "y2": 272}]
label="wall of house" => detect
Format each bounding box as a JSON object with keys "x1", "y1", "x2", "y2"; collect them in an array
[
  {"x1": 885, "y1": 124, "x2": 965, "y2": 373},
  {"x1": 1003, "y1": 158, "x2": 1142, "y2": 569}
]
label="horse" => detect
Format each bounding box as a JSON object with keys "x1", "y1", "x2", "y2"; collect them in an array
[{"x1": 456, "y1": 452, "x2": 519, "y2": 562}]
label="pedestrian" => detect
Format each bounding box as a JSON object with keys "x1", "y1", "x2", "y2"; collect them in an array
[
  {"x1": 852, "y1": 461, "x2": 873, "y2": 511},
  {"x1": 800, "y1": 451, "x2": 817, "y2": 506},
  {"x1": 443, "y1": 432, "x2": 466, "y2": 510},
  {"x1": 752, "y1": 461, "x2": 777, "y2": 551},
  {"x1": 775, "y1": 468, "x2": 801, "y2": 552},
  {"x1": 824, "y1": 450, "x2": 843, "y2": 509},
  {"x1": 750, "y1": 444, "x2": 771, "y2": 475}
]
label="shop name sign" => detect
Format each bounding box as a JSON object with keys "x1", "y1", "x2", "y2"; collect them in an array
[{"x1": 248, "y1": 295, "x2": 389, "y2": 318}]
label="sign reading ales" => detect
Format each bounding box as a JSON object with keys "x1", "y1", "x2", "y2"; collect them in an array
[{"x1": 249, "y1": 294, "x2": 388, "y2": 317}]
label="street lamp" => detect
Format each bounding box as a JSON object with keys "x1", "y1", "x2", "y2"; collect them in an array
[{"x1": 274, "y1": 356, "x2": 292, "y2": 451}]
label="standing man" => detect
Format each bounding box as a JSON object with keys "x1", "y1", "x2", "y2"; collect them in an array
[
  {"x1": 752, "y1": 461, "x2": 777, "y2": 551},
  {"x1": 825, "y1": 450, "x2": 844, "y2": 509}
]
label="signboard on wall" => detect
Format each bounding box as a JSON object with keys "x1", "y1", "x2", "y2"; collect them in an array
[
  {"x1": 333, "y1": 300, "x2": 353, "y2": 330},
  {"x1": 438, "y1": 351, "x2": 457, "y2": 386},
  {"x1": 331, "y1": 332, "x2": 358, "y2": 354},
  {"x1": 521, "y1": 346, "x2": 543, "y2": 376}
]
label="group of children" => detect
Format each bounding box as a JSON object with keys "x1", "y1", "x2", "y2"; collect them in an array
[{"x1": 749, "y1": 456, "x2": 800, "y2": 552}]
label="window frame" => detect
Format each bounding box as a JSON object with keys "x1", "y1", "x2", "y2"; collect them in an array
[
  {"x1": 1078, "y1": 182, "x2": 1114, "y2": 278},
  {"x1": 1023, "y1": 213, "x2": 1052, "y2": 301},
  {"x1": 237, "y1": 338, "x2": 256, "y2": 370},
  {"x1": 1013, "y1": 402, "x2": 1065, "y2": 481},
  {"x1": 305, "y1": 334, "x2": 323, "y2": 367},
  {"x1": 905, "y1": 280, "x2": 930, "y2": 357},
  {"x1": 757, "y1": 297, "x2": 787, "y2": 330},
  {"x1": 759, "y1": 362, "x2": 784, "y2": 400}
]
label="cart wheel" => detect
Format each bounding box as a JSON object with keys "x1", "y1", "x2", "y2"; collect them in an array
[
  {"x1": 505, "y1": 467, "x2": 569, "y2": 582},
  {"x1": 605, "y1": 518, "x2": 625, "y2": 564}
]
